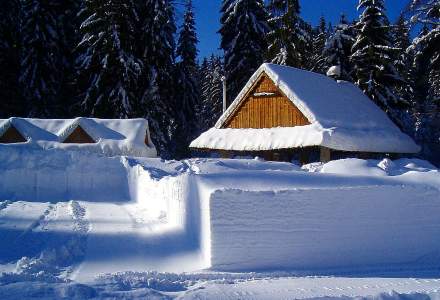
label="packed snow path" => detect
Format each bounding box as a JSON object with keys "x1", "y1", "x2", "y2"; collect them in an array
[
  {"x1": 73, "y1": 201, "x2": 205, "y2": 283},
  {"x1": 179, "y1": 277, "x2": 440, "y2": 299}
]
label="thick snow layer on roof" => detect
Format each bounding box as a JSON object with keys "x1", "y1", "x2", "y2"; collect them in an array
[
  {"x1": 198, "y1": 63, "x2": 420, "y2": 153},
  {"x1": 0, "y1": 117, "x2": 157, "y2": 157},
  {"x1": 190, "y1": 124, "x2": 420, "y2": 153}
]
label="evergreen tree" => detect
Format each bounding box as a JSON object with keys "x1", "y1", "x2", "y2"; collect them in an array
[
  {"x1": 310, "y1": 15, "x2": 329, "y2": 74},
  {"x1": 409, "y1": 2, "x2": 440, "y2": 111},
  {"x1": 351, "y1": 0, "x2": 407, "y2": 124},
  {"x1": 0, "y1": 0, "x2": 22, "y2": 117},
  {"x1": 220, "y1": 0, "x2": 269, "y2": 103},
  {"x1": 266, "y1": 0, "x2": 306, "y2": 67},
  {"x1": 392, "y1": 14, "x2": 416, "y2": 129},
  {"x1": 174, "y1": 0, "x2": 200, "y2": 158},
  {"x1": 207, "y1": 56, "x2": 224, "y2": 128},
  {"x1": 301, "y1": 20, "x2": 315, "y2": 71},
  {"x1": 411, "y1": 26, "x2": 431, "y2": 112},
  {"x1": 76, "y1": 0, "x2": 142, "y2": 118},
  {"x1": 408, "y1": 0, "x2": 440, "y2": 163},
  {"x1": 199, "y1": 58, "x2": 212, "y2": 131},
  {"x1": 139, "y1": 0, "x2": 176, "y2": 157},
  {"x1": 20, "y1": 0, "x2": 64, "y2": 117},
  {"x1": 176, "y1": 0, "x2": 198, "y2": 69},
  {"x1": 198, "y1": 55, "x2": 224, "y2": 132},
  {"x1": 323, "y1": 14, "x2": 355, "y2": 81},
  {"x1": 58, "y1": 0, "x2": 81, "y2": 117}
]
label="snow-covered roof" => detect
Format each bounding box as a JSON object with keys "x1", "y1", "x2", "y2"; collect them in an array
[
  {"x1": 191, "y1": 63, "x2": 420, "y2": 153},
  {"x1": 0, "y1": 117, "x2": 157, "y2": 157}
]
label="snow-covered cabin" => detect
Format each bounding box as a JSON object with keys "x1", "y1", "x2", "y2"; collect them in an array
[
  {"x1": 190, "y1": 63, "x2": 420, "y2": 162},
  {"x1": 0, "y1": 117, "x2": 157, "y2": 157}
]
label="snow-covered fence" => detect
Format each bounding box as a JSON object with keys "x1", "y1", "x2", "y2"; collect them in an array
[{"x1": 208, "y1": 186, "x2": 440, "y2": 272}]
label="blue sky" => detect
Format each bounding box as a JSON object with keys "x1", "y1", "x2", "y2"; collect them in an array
[{"x1": 174, "y1": 0, "x2": 409, "y2": 59}]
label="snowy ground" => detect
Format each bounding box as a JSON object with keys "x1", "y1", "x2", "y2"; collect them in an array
[{"x1": 1, "y1": 152, "x2": 440, "y2": 299}]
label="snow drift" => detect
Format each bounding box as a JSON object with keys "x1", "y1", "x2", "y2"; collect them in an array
[
  {"x1": 1, "y1": 153, "x2": 440, "y2": 282},
  {"x1": 209, "y1": 186, "x2": 440, "y2": 271}
]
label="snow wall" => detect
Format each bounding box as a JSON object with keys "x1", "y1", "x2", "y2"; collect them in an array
[
  {"x1": 2, "y1": 149, "x2": 440, "y2": 273},
  {"x1": 0, "y1": 147, "x2": 130, "y2": 202},
  {"x1": 208, "y1": 186, "x2": 440, "y2": 272}
]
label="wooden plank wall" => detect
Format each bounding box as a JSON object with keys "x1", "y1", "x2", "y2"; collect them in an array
[
  {"x1": 63, "y1": 126, "x2": 96, "y2": 143},
  {"x1": 224, "y1": 75, "x2": 310, "y2": 129},
  {"x1": 0, "y1": 126, "x2": 26, "y2": 143}
]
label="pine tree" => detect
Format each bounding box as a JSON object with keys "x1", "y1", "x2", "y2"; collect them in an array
[
  {"x1": 198, "y1": 58, "x2": 210, "y2": 131},
  {"x1": 76, "y1": 0, "x2": 142, "y2": 118},
  {"x1": 177, "y1": 0, "x2": 198, "y2": 69},
  {"x1": 409, "y1": 2, "x2": 440, "y2": 111},
  {"x1": 310, "y1": 15, "x2": 329, "y2": 74},
  {"x1": 57, "y1": 0, "x2": 81, "y2": 117},
  {"x1": 207, "y1": 56, "x2": 224, "y2": 126},
  {"x1": 220, "y1": 0, "x2": 269, "y2": 103},
  {"x1": 266, "y1": 0, "x2": 306, "y2": 67},
  {"x1": 139, "y1": 0, "x2": 177, "y2": 158},
  {"x1": 174, "y1": 0, "x2": 200, "y2": 158},
  {"x1": 323, "y1": 14, "x2": 355, "y2": 81},
  {"x1": 351, "y1": 0, "x2": 407, "y2": 123},
  {"x1": 198, "y1": 55, "x2": 224, "y2": 131},
  {"x1": 408, "y1": 0, "x2": 440, "y2": 163},
  {"x1": 392, "y1": 14, "x2": 416, "y2": 133},
  {"x1": 199, "y1": 58, "x2": 212, "y2": 131},
  {"x1": 20, "y1": 0, "x2": 64, "y2": 117},
  {"x1": 0, "y1": 0, "x2": 22, "y2": 117},
  {"x1": 301, "y1": 21, "x2": 315, "y2": 71}
]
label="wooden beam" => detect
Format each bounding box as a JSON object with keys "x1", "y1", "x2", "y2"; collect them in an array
[{"x1": 320, "y1": 147, "x2": 332, "y2": 163}]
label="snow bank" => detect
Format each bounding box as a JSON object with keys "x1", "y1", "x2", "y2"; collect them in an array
[
  {"x1": 125, "y1": 158, "x2": 190, "y2": 227},
  {"x1": 208, "y1": 186, "x2": 440, "y2": 271},
  {"x1": 0, "y1": 147, "x2": 130, "y2": 202},
  {"x1": 1, "y1": 155, "x2": 440, "y2": 282}
]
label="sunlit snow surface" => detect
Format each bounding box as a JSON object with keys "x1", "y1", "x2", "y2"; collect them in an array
[{"x1": 1, "y1": 154, "x2": 440, "y2": 299}]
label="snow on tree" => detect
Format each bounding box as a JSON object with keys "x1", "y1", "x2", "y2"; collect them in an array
[
  {"x1": 391, "y1": 14, "x2": 416, "y2": 134},
  {"x1": 323, "y1": 14, "x2": 355, "y2": 81},
  {"x1": 75, "y1": 0, "x2": 142, "y2": 119},
  {"x1": 220, "y1": 0, "x2": 269, "y2": 103},
  {"x1": 198, "y1": 55, "x2": 224, "y2": 132},
  {"x1": 310, "y1": 15, "x2": 330, "y2": 74},
  {"x1": 0, "y1": 0, "x2": 22, "y2": 118},
  {"x1": 20, "y1": 0, "x2": 64, "y2": 117},
  {"x1": 300, "y1": 21, "x2": 315, "y2": 71},
  {"x1": 138, "y1": 0, "x2": 177, "y2": 158},
  {"x1": 174, "y1": 0, "x2": 200, "y2": 158},
  {"x1": 351, "y1": 0, "x2": 407, "y2": 126},
  {"x1": 198, "y1": 58, "x2": 212, "y2": 131},
  {"x1": 408, "y1": 0, "x2": 440, "y2": 162},
  {"x1": 176, "y1": 0, "x2": 198, "y2": 69},
  {"x1": 266, "y1": 0, "x2": 307, "y2": 68},
  {"x1": 409, "y1": 1, "x2": 440, "y2": 111}
]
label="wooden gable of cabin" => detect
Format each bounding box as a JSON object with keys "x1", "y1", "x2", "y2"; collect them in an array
[
  {"x1": 0, "y1": 125, "x2": 27, "y2": 143},
  {"x1": 223, "y1": 73, "x2": 310, "y2": 129},
  {"x1": 63, "y1": 126, "x2": 96, "y2": 144}
]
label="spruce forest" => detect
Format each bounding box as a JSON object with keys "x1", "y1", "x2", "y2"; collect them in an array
[{"x1": 0, "y1": 0, "x2": 439, "y2": 164}]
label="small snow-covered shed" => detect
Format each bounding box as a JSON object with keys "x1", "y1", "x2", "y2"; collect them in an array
[
  {"x1": 0, "y1": 117, "x2": 157, "y2": 157},
  {"x1": 190, "y1": 63, "x2": 420, "y2": 162}
]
